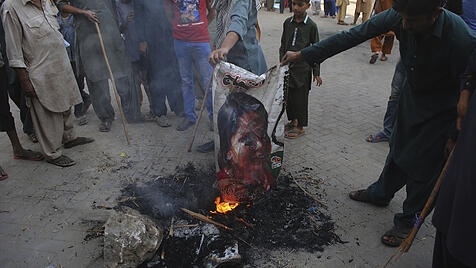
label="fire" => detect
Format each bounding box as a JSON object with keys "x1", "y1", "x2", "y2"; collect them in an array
[{"x1": 211, "y1": 197, "x2": 239, "y2": 214}]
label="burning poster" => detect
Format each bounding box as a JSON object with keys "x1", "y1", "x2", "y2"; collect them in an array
[{"x1": 213, "y1": 62, "x2": 288, "y2": 203}]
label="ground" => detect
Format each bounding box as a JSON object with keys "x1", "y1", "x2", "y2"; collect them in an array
[{"x1": 0, "y1": 6, "x2": 435, "y2": 268}]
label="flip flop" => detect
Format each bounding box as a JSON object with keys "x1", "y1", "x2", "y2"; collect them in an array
[
  {"x1": 365, "y1": 132, "x2": 389, "y2": 143},
  {"x1": 285, "y1": 128, "x2": 305, "y2": 139},
  {"x1": 381, "y1": 226, "x2": 411, "y2": 247},
  {"x1": 64, "y1": 137, "x2": 95, "y2": 149},
  {"x1": 46, "y1": 155, "x2": 76, "y2": 167},
  {"x1": 13, "y1": 149, "x2": 44, "y2": 161},
  {"x1": 0, "y1": 166, "x2": 8, "y2": 181},
  {"x1": 349, "y1": 189, "x2": 389, "y2": 207},
  {"x1": 284, "y1": 122, "x2": 296, "y2": 132},
  {"x1": 380, "y1": 55, "x2": 388, "y2": 61}
]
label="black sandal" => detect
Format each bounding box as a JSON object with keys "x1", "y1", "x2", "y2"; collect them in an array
[
  {"x1": 349, "y1": 189, "x2": 389, "y2": 207},
  {"x1": 0, "y1": 166, "x2": 8, "y2": 181},
  {"x1": 64, "y1": 137, "x2": 95, "y2": 149},
  {"x1": 381, "y1": 226, "x2": 411, "y2": 247},
  {"x1": 47, "y1": 155, "x2": 76, "y2": 167}
]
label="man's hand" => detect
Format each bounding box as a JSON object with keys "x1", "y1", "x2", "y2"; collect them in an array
[
  {"x1": 457, "y1": 89, "x2": 471, "y2": 130},
  {"x1": 83, "y1": 10, "x2": 99, "y2": 23},
  {"x1": 280, "y1": 51, "x2": 303, "y2": 66},
  {"x1": 209, "y1": 48, "x2": 229, "y2": 65},
  {"x1": 444, "y1": 138, "x2": 456, "y2": 157},
  {"x1": 313, "y1": 76, "x2": 323, "y2": 86},
  {"x1": 19, "y1": 76, "x2": 36, "y2": 98},
  {"x1": 127, "y1": 10, "x2": 134, "y2": 22},
  {"x1": 139, "y1": 41, "x2": 148, "y2": 56}
]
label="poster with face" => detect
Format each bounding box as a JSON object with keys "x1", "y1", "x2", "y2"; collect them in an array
[{"x1": 213, "y1": 62, "x2": 288, "y2": 203}]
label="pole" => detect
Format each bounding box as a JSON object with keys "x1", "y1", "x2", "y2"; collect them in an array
[
  {"x1": 94, "y1": 22, "x2": 131, "y2": 145},
  {"x1": 187, "y1": 68, "x2": 214, "y2": 152}
]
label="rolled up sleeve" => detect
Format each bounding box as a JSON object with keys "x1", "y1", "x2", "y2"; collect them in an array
[
  {"x1": 227, "y1": 0, "x2": 250, "y2": 40},
  {"x1": 2, "y1": 8, "x2": 26, "y2": 68}
]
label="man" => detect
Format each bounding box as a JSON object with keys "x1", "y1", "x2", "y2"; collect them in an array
[
  {"x1": 431, "y1": 48, "x2": 476, "y2": 268},
  {"x1": 134, "y1": 0, "x2": 184, "y2": 127},
  {"x1": 281, "y1": 0, "x2": 476, "y2": 246},
  {"x1": 336, "y1": 0, "x2": 349, "y2": 25},
  {"x1": 57, "y1": 0, "x2": 142, "y2": 132},
  {"x1": 0, "y1": 17, "x2": 43, "y2": 170},
  {"x1": 165, "y1": 0, "x2": 215, "y2": 132},
  {"x1": 352, "y1": 0, "x2": 375, "y2": 24},
  {"x1": 2, "y1": 0, "x2": 94, "y2": 167},
  {"x1": 200, "y1": 0, "x2": 268, "y2": 153},
  {"x1": 369, "y1": 0, "x2": 394, "y2": 63}
]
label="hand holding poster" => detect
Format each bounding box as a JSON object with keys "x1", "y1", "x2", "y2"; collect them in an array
[{"x1": 213, "y1": 62, "x2": 289, "y2": 203}]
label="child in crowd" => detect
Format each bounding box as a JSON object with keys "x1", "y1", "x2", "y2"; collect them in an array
[{"x1": 280, "y1": 0, "x2": 322, "y2": 139}]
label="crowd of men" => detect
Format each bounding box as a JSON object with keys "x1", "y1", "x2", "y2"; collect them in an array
[{"x1": 0, "y1": 0, "x2": 476, "y2": 267}]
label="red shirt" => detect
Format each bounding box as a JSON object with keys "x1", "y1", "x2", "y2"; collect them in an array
[{"x1": 170, "y1": 0, "x2": 210, "y2": 43}]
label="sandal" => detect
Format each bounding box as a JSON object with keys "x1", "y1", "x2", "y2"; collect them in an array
[
  {"x1": 13, "y1": 149, "x2": 44, "y2": 161},
  {"x1": 349, "y1": 189, "x2": 389, "y2": 207},
  {"x1": 285, "y1": 121, "x2": 296, "y2": 132},
  {"x1": 380, "y1": 54, "x2": 388, "y2": 61},
  {"x1": 381, "y1": 226, "x2": 411, "y2": 247},
  {"x1": 28, "y1": 133, "x2": 38, "y2": 143},
  {"x1": 99, "y1": 121, "x2": 112, "y2": 132},
  {"x1": 285, "y1": 128, "x2": 305, "y2": 139},
  {"x1": 365, "y1": 132, "x2": 389, "y2": 143},
  {"x1": 64, "y1": 137, "x2": 95, "y2": 149},
  {"x1": 0, "y1": 166, "x2": 8, "y2": 181},
  {"x1": 370, "y1": 53, "x2": 379, "y2": 64},
  {"x1": 47, "y1": 155, "x2": 76, "y2": 167}
]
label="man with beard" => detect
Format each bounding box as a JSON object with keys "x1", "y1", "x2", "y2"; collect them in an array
[
  {"x1": 57, "y1": 0, "x2": 143, "y2": 132},
  {"x1": 134, "y1": 0, "x2": 184, "y2": 127},
  {"x1": 281, "y1": 0, "x2": 476, "y2": 247}
]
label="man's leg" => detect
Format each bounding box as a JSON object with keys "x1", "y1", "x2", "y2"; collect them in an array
[
  {"x1": 382, "y1": 35, "x2": 395, "y2": 57},
  {"x1": 174, "y1": 39, "x2": 196, "y2": 131},
  {"x1": 86, "y1": 78, "x2": 115, "y2": 124},
  {"x1": 364, "y1": 156, "x2": 407, "y2": 204},
  {"x1": 194, "y1": 42, "x2": 214, "y2": 121},
  {"x1": 382, "y1": 60, "x2": 405, "y2": 137},
  {"x1": 329, "y1": 0, "x2": 336, "y2": 16},
  {"x1": 115, "y1": 75, "x2": 142, "y2": 122},
  {"x1": 370, "y1": 35, "x2": 383, "y2": 63}
]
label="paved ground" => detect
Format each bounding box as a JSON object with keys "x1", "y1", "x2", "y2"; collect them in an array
[{"x1": 0, "y1": 7, "x2": 435, "y2": 268}]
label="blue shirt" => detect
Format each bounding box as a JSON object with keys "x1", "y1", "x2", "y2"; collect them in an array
[
  {"x1": 226, "y1": 0, "x2": 267, "y2": 75},
  {"x1": 57, "y1": 14, "x2": 75, "y2": 61},
  {"x1": 462, "y1": 0, "x2": 476, "y2": 32}
]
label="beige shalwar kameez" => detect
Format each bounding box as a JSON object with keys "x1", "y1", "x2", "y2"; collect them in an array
[{"x1": 2, "y1": 0, "x2": 82, "y2": 159}]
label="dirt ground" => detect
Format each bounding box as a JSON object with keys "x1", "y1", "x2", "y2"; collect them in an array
[{"x1": 0, "y1": 5, "x2": 435, "y2": 268}]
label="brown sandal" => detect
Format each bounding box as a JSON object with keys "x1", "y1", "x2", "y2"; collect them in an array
[
  {"x1": 47, "y1": 155, "x2": 76, "y2": 167},
  {"x1": 285, "y1": 128, "x2": 305, "y2": 139}
]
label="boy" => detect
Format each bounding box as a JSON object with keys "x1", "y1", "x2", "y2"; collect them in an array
[
  {"x1": 280, "y1": 0, "x2": 322, "y2": 139},
  {"x1": 165, "y1": 0, "x2": 215, "y2": 131}
]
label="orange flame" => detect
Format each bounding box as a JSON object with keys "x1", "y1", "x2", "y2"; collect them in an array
[{"x1": 210, "y1": 197, "x2": 239, "y2": 214}]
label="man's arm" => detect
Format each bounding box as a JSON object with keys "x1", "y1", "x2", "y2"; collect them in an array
[
  {"x1": 281, "y1": 8, "x2": 400, "y2": 66},
  {"x1": 207, "y1": 0, "x2": 216, "y2": 23},
  {"x1": 279, "y1": 21, "x2": 287, "y2": 61},
  {"x1": 57, "y1": 1, "x2": 100, "y2": 23},
  {"x1": 163, "y1": 0, "x2": 175, "y2": 26},
  {"x1": 457, "y1": 48, "x2": 476, "y2": 130},
  {"x1": 133, "y1": 0, "x2": 147, "y2": 55},
  {"x1": 1, "y1": 8, "x2": 35, "y2": 97},
  {"x1": 209, "y1": 0, "x2": 250, "y2": 65},
  {"x1": 310, "y1": 23, "x2": 320, "y2": 77}
]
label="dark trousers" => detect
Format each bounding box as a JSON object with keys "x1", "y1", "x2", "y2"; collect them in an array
[
  {"x1": 70, "y1": 61, "x2": 90, "y2": 118},
  {"x1": 148, "y1": 45, "x2": 184, "y2": 117},
  {"x1": 87, "y1": 76, "x2": 140, "y2": 123},
  {"x1": 286, "y1": 86, "x2": 309, "y2": 127},
  {"x1": 324, "y1": 0, "x2": 336, "y2": 15},
  {"x1": 433, "y1": 231, "x2": 470, "y2": 268},
  {"x1": 382, "y1": 60, "x2": 405, "y2": 137},
  {"x1": 0, "y1": 66, "x2": 33, "y2": 134},
  {"x1": 366, "y1": 156, "x2": 439, "y2": 228}
]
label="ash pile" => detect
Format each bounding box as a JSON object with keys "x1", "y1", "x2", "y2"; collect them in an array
[{"x1": 106, "y1": 164, "x2": 342, "y2": 267}]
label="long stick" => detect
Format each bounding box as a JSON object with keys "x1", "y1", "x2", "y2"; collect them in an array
[
  {"x1": 187, "y1": 69, "x2": 214, "y2": 152},
  {"x1": 95, "y1": 22, "x2": 130, "y2": 145},
  {"x1": 181, "y1": 208, "x2": 232, "y2": 230},
  {"x1": 383, "y1": 148, "x2": 455, "y2": 268}
]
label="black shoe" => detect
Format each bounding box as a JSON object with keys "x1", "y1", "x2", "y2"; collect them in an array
[
  {"x1": 370, "y1": 53, "x2": 379, "y2": 64},
  {"x1": 176, "y1": 118, "x2": 194, "y2": 131},
  {"x1": 197, "y1": 141, "x2": 214, "y2": 153}
]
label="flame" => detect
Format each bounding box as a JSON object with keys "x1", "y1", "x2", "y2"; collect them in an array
[{"x1": 210, "y1": 197, "x2": 239, "y2": 214}]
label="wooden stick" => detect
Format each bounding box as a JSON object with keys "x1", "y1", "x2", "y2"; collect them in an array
[
  {"x1": 181, "y1": 208, "x2": 232, "y2": 230},
  {"x1": 292, "y1": 176, "x2": 327, "y2": 208},
  {"x1": 94, "y1": 22, "x2": 130, "y2": 145},
  {"x1": 187, "y1": 68, "x2": 215, "y2": 152},
  {"x1": 383, "y1": 148, "x2": 455, "y2": 268}
]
